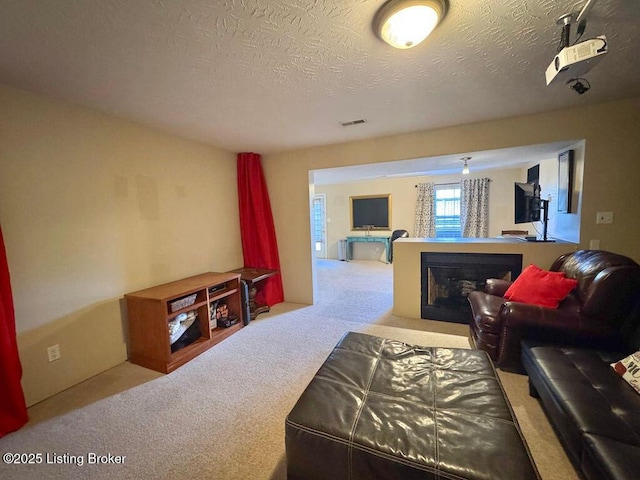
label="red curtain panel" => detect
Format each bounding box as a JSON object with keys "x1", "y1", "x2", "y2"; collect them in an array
[
  {"x1": 0, "y1": 226, "x2": 28, "y2": 437},
  {"x1": 237, "y1": 153, "x2": 284, "y2": 306}
]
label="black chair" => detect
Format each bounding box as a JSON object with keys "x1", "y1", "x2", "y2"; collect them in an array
[{"x1": 389, "y1": 229, "x2": 409, "y2": 263}]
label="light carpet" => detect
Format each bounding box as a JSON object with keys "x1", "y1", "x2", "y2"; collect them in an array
[{"x1": 0, "y1": 260, "x2": 577, "y2": 480}]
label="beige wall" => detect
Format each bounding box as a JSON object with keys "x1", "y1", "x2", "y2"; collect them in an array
[
  {"x1": 264, "y1": 98, "x2": 640, "y2": 306},
  {"x1": 0, "y1": 85, "x2": 242, "y2": 405},
  {"x1": 540, "y1": 141, "x2": 585, "y2": 244}
]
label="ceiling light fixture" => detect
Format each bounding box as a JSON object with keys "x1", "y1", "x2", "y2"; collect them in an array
[
  {"x1": 461, "y1": 157, "x2": 470, "y2": 175},
  {"x1": 374, "y1": 0, "x2": 447, "y2": 49}
]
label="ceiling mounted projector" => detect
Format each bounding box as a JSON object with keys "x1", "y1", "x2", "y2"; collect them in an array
[{"x1": 545, "y1": 36, "x2": 607, "y2": 86}]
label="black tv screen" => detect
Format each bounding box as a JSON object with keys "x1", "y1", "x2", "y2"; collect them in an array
[
  {"x1": 514, "y1": 182, "x2": 541, "y2": 224},
  {"x1": 350, "y1": 195, "x2": 391, "y2": 230}
]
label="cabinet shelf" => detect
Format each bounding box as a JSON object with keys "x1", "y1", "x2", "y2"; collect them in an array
[
  {"x1": 167, "y1": 300, "x2": 209, "y2": 320},
  {"x1": 209, "y1": 287, "x2": 238, "y2": 303},
  {"x1": 211, "y1": 322, "x2": 242, "y2": 344},
  {"x1": 125, "y1": 272, "x2": 244, "y2": 373}
]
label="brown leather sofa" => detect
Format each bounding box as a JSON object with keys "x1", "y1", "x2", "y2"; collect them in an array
[{"x1": 467, "y1": 250, "x2": 640, "y2": 372}]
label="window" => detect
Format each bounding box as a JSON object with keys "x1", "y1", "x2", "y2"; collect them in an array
[
  {"x1": 434, "y1": 184, "x2": 461, "y2": 238},
  {"x1": 312, "y1": 194, "x2": 327, "y2": 258}
]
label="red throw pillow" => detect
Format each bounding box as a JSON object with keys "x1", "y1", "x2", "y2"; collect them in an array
[{"x1": 504, "y1": 264, "x2": 577, "y2": 308}]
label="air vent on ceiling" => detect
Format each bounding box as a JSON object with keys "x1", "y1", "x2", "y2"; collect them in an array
[{"x1": 340, "y1": 119, "x2": 367, "y2": 127}]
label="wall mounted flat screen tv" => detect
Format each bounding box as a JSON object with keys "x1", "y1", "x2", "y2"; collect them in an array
[
  {"x1": 514, "y1": 182, "x2": 541, "y2": 224},
  {"x1": 350, "y1": 194, "x2": 391, "y2": 231}
]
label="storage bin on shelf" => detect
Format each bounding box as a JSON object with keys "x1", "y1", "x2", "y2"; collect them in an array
[{"x1": 169, "y1": 293, "x2": 197, "y2": 312}]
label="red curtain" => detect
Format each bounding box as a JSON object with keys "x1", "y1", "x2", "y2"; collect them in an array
[
  {"x1": 0, "y1": 225, "x2": 28, "y2": 437},
  {"x1": 237, "y1": 152, "x2": 284, "y2": 306}
]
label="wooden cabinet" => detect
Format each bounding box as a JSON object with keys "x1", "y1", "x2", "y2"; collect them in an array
[{"x1": 125, "y1": 272, "x2": 244, "y2": 373}]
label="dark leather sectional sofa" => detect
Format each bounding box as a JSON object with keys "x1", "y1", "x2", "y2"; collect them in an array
[
  {"x1": 519, "y1": 253, "x2": 640, "y2": 480},
  {"x1": 468, "y1": 249, "x2": 640, "y2": 479},
  {"x1": 522, "y1": 339, "x2": 640, "y2": 480}
]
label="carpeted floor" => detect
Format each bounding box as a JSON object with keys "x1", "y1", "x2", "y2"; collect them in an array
[{"x1": 0, "y1": 260, "x2": 578, "y2": 480}]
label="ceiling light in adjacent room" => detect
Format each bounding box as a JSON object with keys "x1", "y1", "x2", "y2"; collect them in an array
[
  {"x1": 374, "y1": 0, "x2": 447, "y2": 49},
  {"x1": 461, "y1": 157, "x2": 470, "y2": 175}
]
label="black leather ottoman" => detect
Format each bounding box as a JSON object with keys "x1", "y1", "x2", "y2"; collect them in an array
[{"x1": 285, "y1": 332, "x2": 539, "y2": 480}]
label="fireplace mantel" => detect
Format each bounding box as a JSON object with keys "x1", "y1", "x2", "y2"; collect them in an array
[{"x1": 392, "y1": 238, "x2": 577, "y2": 320}]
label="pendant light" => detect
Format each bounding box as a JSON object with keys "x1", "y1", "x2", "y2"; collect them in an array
[
  {"x1": 374, "y1": 0, "x2": 447, "y2": 49},
  {"x1": 461, "y1": 157, "x2": 470, "y2": 175}
]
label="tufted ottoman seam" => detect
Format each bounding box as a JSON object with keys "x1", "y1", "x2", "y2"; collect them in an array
[
  {"x1": 347, "y1": 338, "x2": 386, "y2": 480},
  {"x1": 313, "y1": 374, "x2": 520, "y2": 430},
  {"x1": 285, "y1": 418, "x2": 467, "y2": 480},
  {"x1": 432, "y1": 361, "x2": 441, "y2": 479},
  {"x1": 286, "y1": 419, "x2": 352, "y2": 445}
]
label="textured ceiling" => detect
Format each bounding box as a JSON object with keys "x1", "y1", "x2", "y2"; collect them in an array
[{"x1": 1, "y1": 0, "x2": 639, "y2": 156}]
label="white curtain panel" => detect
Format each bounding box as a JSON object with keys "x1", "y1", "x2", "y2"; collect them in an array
[
  {"x1": 413, "y1": 182, "x2": 436, "y2": 237},
  {"x1": 460, "y1": 178, "x2": 490, "y2": 237}
]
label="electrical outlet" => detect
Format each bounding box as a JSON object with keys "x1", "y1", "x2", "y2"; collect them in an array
[
  {"x1": 596, "y1": 212, "x2": 614, "y2": 224},
  {"x1": 589, "y1": 239, "x2": 601, "y2": 249},
  {"x1": 47, "y1": 344, "x2": 61, "y2": 362}
]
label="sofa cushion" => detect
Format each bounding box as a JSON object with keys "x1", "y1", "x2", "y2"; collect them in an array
[
  {"x1": 581, "y1": 433, "x2": 640, "y2": 480},
  {"x1": 504, "y1": 264, "x2": 577, "y2": 308},
  {"x1": 523, "y1": 344, "x2": 640, "y2": 445}
]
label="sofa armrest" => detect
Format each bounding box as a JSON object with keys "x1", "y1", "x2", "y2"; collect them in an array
[{"x1": 485, "y1": 278, "x2": 512, "y2": 297}]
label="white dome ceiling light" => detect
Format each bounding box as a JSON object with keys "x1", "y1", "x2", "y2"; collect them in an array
[{"x1": 374, "y1": 0, "x2": 447, "y2": 49}]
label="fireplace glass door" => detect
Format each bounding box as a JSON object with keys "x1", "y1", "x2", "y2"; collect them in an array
[{"x1": 421, "y1": 252, "x2": 522, "y2": 323}]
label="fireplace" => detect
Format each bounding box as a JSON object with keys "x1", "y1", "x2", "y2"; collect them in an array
[{"x1": 421, "y1": 252, "x2": 522, "y2": 323}]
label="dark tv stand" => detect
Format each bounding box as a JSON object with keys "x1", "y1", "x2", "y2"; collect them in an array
[{"x1": 526, "y1": 199, "x2": 555, "y2": 242}]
